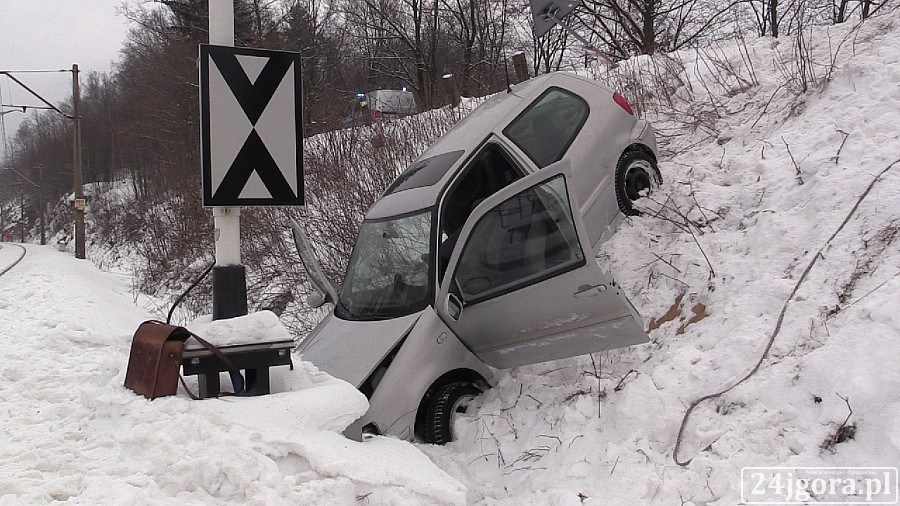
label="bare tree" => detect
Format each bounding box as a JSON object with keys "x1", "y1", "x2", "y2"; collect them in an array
[
  {"x1": 572, "y1": 0, "x2": 745, "y2": 59},
  {"x1": 342, "y1": 0, "x2": 453, "y2": 109}
]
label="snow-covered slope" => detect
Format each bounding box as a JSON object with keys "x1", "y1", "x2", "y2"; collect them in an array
[
  {"x1": 0, "y1": 245, "x2": 465, "y2": 505},
  {"x1": 420, "y1": 13, "x2": 900, "y2": 505}
]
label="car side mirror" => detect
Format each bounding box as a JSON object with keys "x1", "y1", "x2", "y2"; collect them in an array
[
  {"x1": 446, "y1": 293, "x2": 463, "y2": 320},
  {"x1": 306, "y1": 290, "x2": 327, "y2": 309}
]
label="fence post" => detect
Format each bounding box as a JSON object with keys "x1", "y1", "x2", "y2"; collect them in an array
[{"x1": 512, "y1": 52, "x2": 530, "y2": 83}]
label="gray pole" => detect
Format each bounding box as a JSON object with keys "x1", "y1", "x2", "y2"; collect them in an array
[
  {"x1": 37, "y1": 164, "x2": 45, "y2": 245},
  {"x1": 19, "y1": 188, "x2": 25, "y2": 243},
  {"x1": 73, "y1": 64, "x2": 85, "y2": 259}
]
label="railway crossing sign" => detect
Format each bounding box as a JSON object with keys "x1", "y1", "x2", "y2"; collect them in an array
[{"x1": 200, "y1": 44, "x2": 304, "y2": 207}]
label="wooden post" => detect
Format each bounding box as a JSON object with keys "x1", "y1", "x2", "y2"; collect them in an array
[
  {"x1": 443, "y1": 74, "x2": 460, "y2": 108},
  {"x1": 512, "y1": 52, "x2": 530, "y2": 83}
]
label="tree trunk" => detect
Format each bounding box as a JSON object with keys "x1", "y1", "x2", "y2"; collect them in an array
[
  {"x1": 770, "y1": 0, "x2": 779, "y2": 37},
  {"x1": 641, "y1": 0, "x2": 656, "y2": 54}
]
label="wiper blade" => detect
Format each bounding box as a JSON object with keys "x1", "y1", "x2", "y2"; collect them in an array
[
  {"x1": 336, "y1": 300, "x2": 396, "y2": 321},
  {"x1": 336, "y1": 298, "x2": 359, "y2": 319}
]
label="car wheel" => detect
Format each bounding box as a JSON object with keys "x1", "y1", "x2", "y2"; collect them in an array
[
  {"x1": 615, "y1": 150, "x2": 661, "y2": 216},
  {"x1": 424, "y1": 382, "x2": 482, "y2": 444}
]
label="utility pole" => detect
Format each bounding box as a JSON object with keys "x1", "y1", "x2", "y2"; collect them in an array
[
  {"x1": 72, "y1": 64, "x2": 86, "y2": 259},
  {"x1": 37, "y1": 164, "x2": 45, "y2": 245},
  {"x1": 19, "y1": 185, "x2": 25, "y2": 243},
  {"x1": 0, "y1": 68, "x2": 81, "y2": 254}
]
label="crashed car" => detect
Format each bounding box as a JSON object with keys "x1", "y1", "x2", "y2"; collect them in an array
[{"x1": 292, "y1": 71, "x2": 661, "y2": 444}]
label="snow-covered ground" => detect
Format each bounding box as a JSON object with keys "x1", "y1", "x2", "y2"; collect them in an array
[
  {"x1": 0, "y1": 246, "x2": 465, "y2": 505},
  {"x1": 421, "y1": 13, "x2": 900, "y2": 505},
  {"x1": 2, "y1": 11, "x2": 899, "y2": 506}
]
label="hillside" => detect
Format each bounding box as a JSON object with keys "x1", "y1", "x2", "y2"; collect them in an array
[{"x1": 420, "y1": 12, "x2": 900, "y2": 505}]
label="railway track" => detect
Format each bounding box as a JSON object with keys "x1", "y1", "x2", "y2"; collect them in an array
[{"x1": 0, "y1": 244, "x2": 26, "y2": 277}]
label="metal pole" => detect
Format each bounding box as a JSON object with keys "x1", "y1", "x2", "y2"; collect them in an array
[
  {"x1": 73, "y1": 64, "x2": 86, "y2": 259},
  {"x1": 19, "y1": 188, "x2": 25, "y2": 243},
  {"x1": 37, "y1": 164, "x2": 45, "y2": 245},
  {"x1": 208, "y1": 0, "x2": 247, "y2": 320}
]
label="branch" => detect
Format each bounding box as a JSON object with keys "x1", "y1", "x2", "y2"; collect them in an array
[{"x1": 673, "y1": 157, "x2": 900, "y2": 466}]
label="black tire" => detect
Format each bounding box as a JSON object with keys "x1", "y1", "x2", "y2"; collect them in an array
[
  {"x1": 615, "y1": 150, "x2": 661, "y2": 216},
  {"x1": 423, "y1": 382, "x2": 482, "y2": 444}
]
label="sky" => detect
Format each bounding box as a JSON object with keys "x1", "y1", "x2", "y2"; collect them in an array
[{"x1": 0, "y1": 0, "x2": 130, "y2": 161}]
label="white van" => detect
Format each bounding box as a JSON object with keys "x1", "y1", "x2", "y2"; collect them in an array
[{"x1": 342, "y1": 90, "x2": 417, "y2": 127}]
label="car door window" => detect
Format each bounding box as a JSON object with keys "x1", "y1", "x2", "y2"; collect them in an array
[
  {"x1": 453, "y1": 174, "x2": 584, "y2": 303},
  {"x1": 438, "y1": 144, "x2": 523, "y2": 279},
  {"x1": 503, "y1": 88, "x2": 589, "y2": 168}
]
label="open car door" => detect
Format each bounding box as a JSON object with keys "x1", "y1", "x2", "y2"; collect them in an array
[
  {"x1": 290, "y1": 219, "x2": 340, "y2": 306},
  {"x1": 436, "y1": 160, "x2": 649, "y2": 369}
]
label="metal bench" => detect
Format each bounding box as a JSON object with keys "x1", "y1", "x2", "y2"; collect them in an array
[{"x1": 181, "y1": 340, "x2": 294, "y2": 398}]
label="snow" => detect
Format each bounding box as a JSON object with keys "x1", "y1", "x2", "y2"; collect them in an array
[
  {"x1": 2, "y1": 11, "x2": 900, "y2": 505},
  {"x1": 185, "y1": 311, "x2": 294, "y2": 349},
  {"x1": 0, "y1": 246, "x2": 465, "y2": 505}
]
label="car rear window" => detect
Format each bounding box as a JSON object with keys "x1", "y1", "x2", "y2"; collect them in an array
[
  {"x1": 503, "y1": 88, "x2": 589, "y2": 168},
  {"x1": 384, "y1": 150, "x2": 465, "y2": 194}
]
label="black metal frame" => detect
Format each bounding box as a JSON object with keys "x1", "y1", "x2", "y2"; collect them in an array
[{"x1": 181, "y1": 340, "x2": 294, "y2": 398}]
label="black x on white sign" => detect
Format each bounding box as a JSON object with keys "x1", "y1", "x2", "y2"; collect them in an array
[{"x1": 200, "y1": 44, "x2": 304, "y2": 207}]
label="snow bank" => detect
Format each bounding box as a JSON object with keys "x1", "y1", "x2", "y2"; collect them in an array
[{"x1": 0, "y1": 246, "x2": 465, "y2": 505}]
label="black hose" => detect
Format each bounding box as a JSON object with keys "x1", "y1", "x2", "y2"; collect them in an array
[{"x1": 166, "y1": 261, "x2": 215, "y2": 324}]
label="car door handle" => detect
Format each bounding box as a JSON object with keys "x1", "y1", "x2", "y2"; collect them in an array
[{"x1": 574, "y1": 283, "x2": 607, "y2": 298}]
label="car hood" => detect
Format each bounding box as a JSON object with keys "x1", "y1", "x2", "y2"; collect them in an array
[{"x1": 297, "y1": 311, "x2": 423, "y2": 388}]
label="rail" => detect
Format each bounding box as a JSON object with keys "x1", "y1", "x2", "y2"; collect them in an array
[{"x1": 0, "y1": 244, "x2": 26, "y2": 277}]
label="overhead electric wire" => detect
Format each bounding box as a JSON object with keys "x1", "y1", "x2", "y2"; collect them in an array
[
  {"x1": 0, "y1": 69, "x2": 70, "y2": 73},
  {"x1": 1, "y1": 104, "x2": 54, "y2": 111},
  {"x1": 0, "y1": 72, "x2": 73, "y2": 119}
]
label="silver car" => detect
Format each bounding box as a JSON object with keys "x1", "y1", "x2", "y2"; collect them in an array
[{"x1": 293, "y1": 71, "x2": 661, "y2": 444}]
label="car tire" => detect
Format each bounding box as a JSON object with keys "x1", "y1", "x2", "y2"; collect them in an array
[
  {"x1": 424, "y1": 382, "x2": 482, "y2": 444},
  {"x1": 615, "y1": 150, "x2": 661, "y2": 216}
]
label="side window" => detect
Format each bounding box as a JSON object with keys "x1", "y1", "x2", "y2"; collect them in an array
[
  {"x1": 438, "y1": 144, "x2": 523, "y2": 279},
  {"x1": 453, "y1": 174, "x2": 585, "y2": 304},
  {"x1": 503, "y1": 88, "x2": 589, "y2": 169}
]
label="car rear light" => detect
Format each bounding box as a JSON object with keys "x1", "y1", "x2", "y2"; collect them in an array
[{"x1": 613, "y1": 91, "x2": 634, "y2": 115}]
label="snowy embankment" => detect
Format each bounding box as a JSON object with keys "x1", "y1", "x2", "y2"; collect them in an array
[
  {"x1": 0, "y1": 246, "x2": 465, "y2": 505},
  {"x1": 421, "y1": 13, "x2": 900, "y2": 506}
]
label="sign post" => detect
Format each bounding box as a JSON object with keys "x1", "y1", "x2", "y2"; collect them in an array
[
  {"x1": 207, "y1": 0, "x2": 245, "y2": 320},
  {"x1": 203, "y1": 0, "x2": 304, "y2": 320}
]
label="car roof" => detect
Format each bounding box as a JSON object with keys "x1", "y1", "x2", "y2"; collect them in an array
[{"x1": 365, "y1": 72, "x2": 611, "y2": 220}]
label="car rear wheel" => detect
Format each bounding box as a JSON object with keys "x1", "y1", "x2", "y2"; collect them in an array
[
  {"x1": 615, "y1": 150, "x2": 661, "y2": 216},
  {"x1": 423, "y1": 382, "x2": 482, "y2": 444}
]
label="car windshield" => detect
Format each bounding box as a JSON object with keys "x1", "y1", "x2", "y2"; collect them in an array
[{"x1": 336, "y1": 209, "x2": 433, "y2": 320}]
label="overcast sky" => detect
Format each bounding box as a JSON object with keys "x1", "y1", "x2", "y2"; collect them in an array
[{"x1": 0, "y1": 0, "x2": 130, "y2": 161}]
